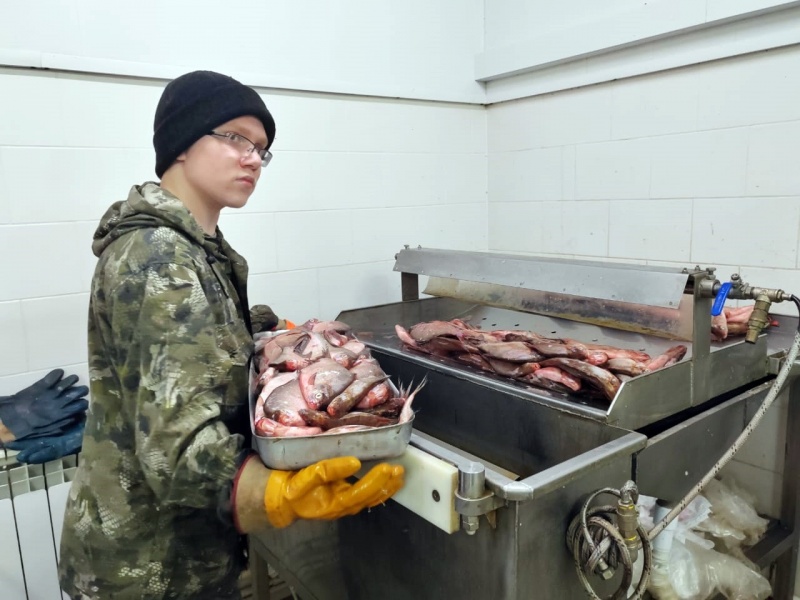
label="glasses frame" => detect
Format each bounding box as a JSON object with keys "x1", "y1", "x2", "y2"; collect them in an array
[{"x1": 207, "y1": 131, "x2": 273, "y2": 168}]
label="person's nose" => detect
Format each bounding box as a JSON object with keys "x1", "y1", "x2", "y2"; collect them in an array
[{"x1": 241, "y1": 149, "x2": 262, "y2": 170}]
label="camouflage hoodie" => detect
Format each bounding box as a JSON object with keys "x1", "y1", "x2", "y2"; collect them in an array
[{"x1": 59, "y1": 183, "x2": 253, "y2": 599}]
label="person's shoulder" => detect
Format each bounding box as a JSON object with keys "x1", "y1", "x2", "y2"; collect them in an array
[{"x1": 97, "y1": 227, "x2": 204, "y2": 288}]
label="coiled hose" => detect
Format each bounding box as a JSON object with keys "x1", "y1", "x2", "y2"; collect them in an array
[{"x1": 567, "y1": 296, "x2": 800, "y2": 599}]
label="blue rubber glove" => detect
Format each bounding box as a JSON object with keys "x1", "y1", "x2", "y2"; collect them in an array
[
  {"x1": 5, "y1": 418, "x2": 86, "y2": 464},
  {"x1": 0, "y1": 369, "x2": 89, "y2": 441}
]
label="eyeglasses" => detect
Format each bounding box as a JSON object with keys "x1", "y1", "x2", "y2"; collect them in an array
[{"x1": 207, "y1": 131, "x2": 273, "y2": 168}]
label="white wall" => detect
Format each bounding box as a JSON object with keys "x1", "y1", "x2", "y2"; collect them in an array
[
  {"x1": 0, "y1": 1, "x2": 487, "y2": 395},
  {"x1": 487, "y1": 44, "x2": 800, "y2": 313},
  {"x1": 0, "y1": 0, "x2": 485, "y2": 103},
  {"x1": 480, "y1": 0, "x2": 800, "y2": 103},
  {"x1": 0, "y1": 68, "x2": 486, "y2": 396}
]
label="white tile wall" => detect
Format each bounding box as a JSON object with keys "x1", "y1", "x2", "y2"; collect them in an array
[
  {"x1": 20, "y1": 294, "x2": 90, "y2": 372},
  {"x1": 608, "y1": 199, "x2": 693, "y2": 262},
  {"x1": 691, "y1": 197, "x2": 800, "y2": 270},
  {"x1": 575, "y1": 139, "x2": 651, "y2": 200},
  {"x1": 0, "y1": 302, "x2": 26, "y2": 376},
  {"x1": 695, "y1": 45, "x2": 800, "y2": 130},
  {"x1": 610, "y1": 68, "x2": 699, "y2": 139},
  {"x1": 649, "y1": 129, "x2": 749, "y2": 199},
  {"x1": 0, "y1": 147, "x2": 153, "y2": 224},
  {"x1": 0, "y1": 222, "x2": 98, "y2": 302},
  {"x1": 487, "y1": 45, "x2": 800, "y2": 271},
  {"x1": 747, "y1": 121, "x2": 800, "y2": 197},
  {"x1": 248, "y1": 269, "x2": 322, "y2": 325},
  {"x1": 0, "y1": 68, "x2": 487, "y2": 385},
  {"x1": 489, "y1": 148, "x2": 563, "y2": 202},
  {"x1": 487, "y1": 84, "x2": 613, "y2": 152}
]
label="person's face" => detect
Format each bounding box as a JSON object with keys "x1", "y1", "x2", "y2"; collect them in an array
[{"x1": 177, "y1": 115, "x2": 268, "y2": 211}]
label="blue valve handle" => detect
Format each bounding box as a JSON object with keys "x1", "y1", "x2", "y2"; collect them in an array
[{"x1": 711, "y1": 282, "x2": 733, "y2": 316}]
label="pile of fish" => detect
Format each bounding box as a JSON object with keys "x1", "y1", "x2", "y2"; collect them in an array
[
  {"x1": 711, "y1": 305, "x2": 779, "y2": 341},
  {"x1": 395, "y1": 319, "x2": 688, "y2": 402},
  {"x1": 253, "y1": 319, "x2": 422, "y2": 438}
]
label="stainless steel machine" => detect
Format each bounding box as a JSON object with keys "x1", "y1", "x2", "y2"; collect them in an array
[{"x1": 250, "y1": 248, "x2": 800, "y2": 599}]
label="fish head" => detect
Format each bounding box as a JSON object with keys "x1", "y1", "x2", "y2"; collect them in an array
[{"x1": 316, "y1": 383, "x2": 332, "y2": 402}]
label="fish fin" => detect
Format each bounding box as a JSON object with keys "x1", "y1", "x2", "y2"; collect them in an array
[{"x1": 399, "y1": 376, "x2": 427, "y2": 423}]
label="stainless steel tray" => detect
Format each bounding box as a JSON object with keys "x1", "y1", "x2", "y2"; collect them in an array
[
  {"x1": 249, "y1": 358, "x2": 413, "y2": 470},
  {"x1": 251, "y1": 415, "x2": 414, "y2": 470}
]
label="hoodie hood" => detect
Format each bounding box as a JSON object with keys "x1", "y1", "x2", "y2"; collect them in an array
[
  {"x1": 92, "y1": 182, "x2": 252, "y2": 333},
  {"x1": 92, "y1": 182, "x2": 214, "y2": 258}
]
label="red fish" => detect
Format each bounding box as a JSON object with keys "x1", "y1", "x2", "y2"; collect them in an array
[
  {"x1": 539, "y1": 358, "x2": 620, "y2": 401},
  {"x1": 645, "y1": 345, "x2": 688, "y2": 372},
  {"x1": 263, "y1": 379, "x2": 309, "y2": 427},
  {"x1": 531, "y1": 367, "x2": 582, "y2": 392},
  {"x1": 256, "y1": 417, "x2": 322, "y2": 438},
  {"x1": 298, "y1": 358, "x2": 354, "y2": 410},
  {"x1": 355, "y1": 381, "x2": 391, "y2": 409}
]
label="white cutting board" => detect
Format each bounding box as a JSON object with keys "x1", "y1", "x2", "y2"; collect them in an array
[{"x1": 360, "y1": 445, "x2": 459, "y2": 533}]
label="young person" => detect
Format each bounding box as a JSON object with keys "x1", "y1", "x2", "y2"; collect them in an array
[{"x1": 58, "y1": 71, "x2": 403, "y2": 600}]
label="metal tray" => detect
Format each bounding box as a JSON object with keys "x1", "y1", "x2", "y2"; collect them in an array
[
  {"x1": 249, "y1": 358, "x2": 414, "y2": 470},
  {"x1": 251, "y1": 415, "x2": 414, "y2": 470}
]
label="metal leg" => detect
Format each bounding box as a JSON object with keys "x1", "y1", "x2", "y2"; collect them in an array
[
  {"x1": 774, "y1": 376, "x2": 800, "y2": 599},
  {"x1": 249, "y1": 537, "x2": 272, "y2": 600},
  {"x1": 400, "y1": 272, "x2": 419, "y2": 301}
]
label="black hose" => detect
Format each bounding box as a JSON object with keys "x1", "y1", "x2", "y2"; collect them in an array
[{"x1": 792, "y1": 295, "x2": 800, "y2": 332}]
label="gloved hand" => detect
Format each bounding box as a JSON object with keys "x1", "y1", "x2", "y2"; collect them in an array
[
  {"x1": 0, "y1": 369, "x2": 89, "y2": 441},
  {"x1": 250, "y1": 304, "x2": 296, "y2": 333},
  {"x1": 250, "y1": 304, "x2": 280, "y2": 333},
  {"x1": 232, "y1": 455, "x2": 404, "y2": 532},
  {"x1": 266, "y1": 457, "x2": 404, "y2": 527},
  {"x1": 5, "y1": 417, "x2": 85, "y2": 464}
]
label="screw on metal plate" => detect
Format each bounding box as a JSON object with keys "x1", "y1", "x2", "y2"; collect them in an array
[{"x1": 432, "y1": 490, "x2": 440, "y2": 502}]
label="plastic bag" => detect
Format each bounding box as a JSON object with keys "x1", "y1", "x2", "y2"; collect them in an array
[
  {"x1": 641, "y1": 488, "x2": 771, "y2": 600},
  {"x1": 642, "y1": 495, "x2": 714, "y2": 600},
  {"x1": 670, "y1": 538, "x2": 771, "y2": 600},
  {"x1": 637, "y1": 494, "x2": 712, "y2": 539},
  {"x1": 695, "y1": 478, "x2": 768, "y2": 549}
]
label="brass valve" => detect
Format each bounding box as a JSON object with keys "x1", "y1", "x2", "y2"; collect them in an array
[
  {"x1": 746, "y1": 295, "x2": 773, "y2": 344},
  {"x1": 616, "y1": 481, "x2": 641, "y2": 563},
  {"x1": 697, "y1": 271, "x2": 790, "y2": 344}
]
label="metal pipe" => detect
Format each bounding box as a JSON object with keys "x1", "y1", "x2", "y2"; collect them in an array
[{"x1": 458, "y1": 462, "x2": 485, "y2": 535}]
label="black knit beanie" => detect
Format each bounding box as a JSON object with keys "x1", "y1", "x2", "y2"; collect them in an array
[{"x1": 153, "y1": 70, "x2": 276, "y2": 178}]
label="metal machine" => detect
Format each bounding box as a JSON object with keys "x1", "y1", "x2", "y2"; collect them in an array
[{"x1": 250, "y1": 248, "x2": 800, "y2": 599}]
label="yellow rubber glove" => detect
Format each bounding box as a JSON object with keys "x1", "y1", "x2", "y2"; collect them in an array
[{"x1": 265, "y1": 457, "x2": 404, "y2": 528}]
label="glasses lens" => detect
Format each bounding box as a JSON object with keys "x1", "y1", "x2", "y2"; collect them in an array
[{"x1": 261, "y1": 151, "x2": 273, "y2": 168}]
